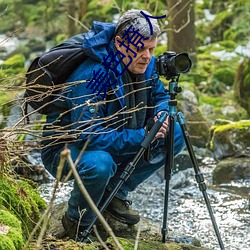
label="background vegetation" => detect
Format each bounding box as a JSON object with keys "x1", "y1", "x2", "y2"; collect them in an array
[
  {"x1": 0, "y1": 1, "x2": 249, "y2": 249},
  {"x1": 0, "y1": 0, "x2": 250, "y2": 123}
]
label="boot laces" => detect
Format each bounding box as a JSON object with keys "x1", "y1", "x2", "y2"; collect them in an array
[{"x1": 123, "y1": 200, "x2": 132, "y2": 209}]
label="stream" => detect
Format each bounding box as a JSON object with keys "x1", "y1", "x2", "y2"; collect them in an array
[{"x1": 38, "y1": 155, "x2": 250, "y2": 250}]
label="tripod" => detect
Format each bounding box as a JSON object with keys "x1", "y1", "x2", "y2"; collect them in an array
[
  {"x1": 162, "y1": 77, "x2": 225, "y2": 249},
  {"x1": 82, "y1": 77, "x2": 225, "y2": 250}
]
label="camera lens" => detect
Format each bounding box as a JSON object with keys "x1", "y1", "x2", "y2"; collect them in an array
[
  {"x1": 156, "y1": 51, "x2": 192, "y2": 79},
  {"x1": 174, "y1": 53, "x2": 192, "y2": 73}
]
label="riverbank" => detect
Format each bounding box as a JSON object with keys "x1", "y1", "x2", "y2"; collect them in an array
[{"x1": 38, "y1": 155, "x2": 250, "y2": 250}]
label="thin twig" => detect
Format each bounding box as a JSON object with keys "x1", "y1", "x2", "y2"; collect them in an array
[
  {"x1": 134, "y1": 220, "x2": 142, "y2": 250},
  {"x1": 22, "y1": 154, "x2": 65, "y2": 249},
  {"x1": 61, "y1": 148, "x2": 124, "y2": 250},
  {"x1": 68, "y1": 14, "x2": 90, "y2": 31},
  {"x1": 93, "y1": 225, "x2": 110, "y2": 250}
]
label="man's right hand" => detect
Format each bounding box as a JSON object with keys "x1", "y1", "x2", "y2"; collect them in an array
[{"x1": 154, "y1": 112, "x2": 169, "y2": 139}]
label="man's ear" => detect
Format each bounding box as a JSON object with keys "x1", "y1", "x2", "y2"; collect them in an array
[{"x1": 114, "y1": 36, "x2": 121, "y2": 51}]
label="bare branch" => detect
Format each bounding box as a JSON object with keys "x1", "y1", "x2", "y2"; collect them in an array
[{"x1": 63, "y1": 148, "x2": 124, "y2": 250}]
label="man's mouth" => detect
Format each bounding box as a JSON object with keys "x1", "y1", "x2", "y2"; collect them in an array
[{"x1": 138, "y1": 62, "x2": 148, "y2": 66}]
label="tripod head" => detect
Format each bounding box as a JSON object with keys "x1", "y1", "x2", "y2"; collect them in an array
[{"x1": 168, "y1": 76, "x2": 182, "y2": 100}]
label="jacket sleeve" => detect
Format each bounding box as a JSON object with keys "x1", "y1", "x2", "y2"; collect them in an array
[{"x1": 65, "y1": 62, "x2": 146, "y2": 156}]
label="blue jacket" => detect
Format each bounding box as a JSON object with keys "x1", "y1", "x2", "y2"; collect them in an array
[{"x1": 44, "y1": 21, "x2": 170, "y2": 156}]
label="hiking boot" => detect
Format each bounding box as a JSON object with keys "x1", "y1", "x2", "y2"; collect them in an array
[
  {"x1": 61, "y1": 213, "x2": 97, "y2": 243},
  {"x1": 105, "y1": 196, "x2": 140, "y2": 225}
]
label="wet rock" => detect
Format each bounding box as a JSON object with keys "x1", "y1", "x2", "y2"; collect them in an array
[
  {"x1": 170, "y1": 168, "x2": 194, "y2": 189},
  {"x1": 213, "y1": 157, "x2": 250, "y2": 184},
  {"x1": 209, "y1": 119, "x2": 250, "y2": 160}
]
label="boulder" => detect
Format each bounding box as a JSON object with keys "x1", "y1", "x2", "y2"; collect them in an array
[
  {"x1": 213, "y1": 157, "x2": 250, "y2": 184},
  {"x1": 209, "y1": 120, "x2": 250, "y2": 160},
  {"x1": 42, "y1": 201, "x2": 211, "y2": 250}
]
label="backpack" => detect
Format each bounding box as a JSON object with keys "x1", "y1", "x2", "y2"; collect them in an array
[{"x1": 24, "y1": 34, "x2": 87, "y2": 115}]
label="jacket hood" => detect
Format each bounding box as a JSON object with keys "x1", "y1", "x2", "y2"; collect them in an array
[{"x1": 82, "y1": 21, "x2": 116, "y2": 62}]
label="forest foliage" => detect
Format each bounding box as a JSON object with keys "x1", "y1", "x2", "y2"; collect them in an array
[{"x1": 0, "y1": 0, "x2": 250, "y2": 119}]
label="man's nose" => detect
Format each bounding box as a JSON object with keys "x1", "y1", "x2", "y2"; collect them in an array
[{"x1": 142, "y1": 49, "x2": 151, "y2": 59}]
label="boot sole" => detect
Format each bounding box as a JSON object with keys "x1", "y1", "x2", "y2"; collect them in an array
[{"x1": 105, "y1": 210, "x2": 140, "y2": 225}]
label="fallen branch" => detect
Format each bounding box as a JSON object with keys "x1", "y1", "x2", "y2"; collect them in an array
[{"x1": 62, "y1": 148, "x2": 124, "y2": 250}]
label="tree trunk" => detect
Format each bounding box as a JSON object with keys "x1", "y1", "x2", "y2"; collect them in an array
[
  {"x1": 67, "y1": 0, "x2": 77, "y2": 36},
  {"x1": 78, "y1": 0, "x2": 88, "y2": 20},
  {"x1": 167, "y1": 0, "x2": 196, "y2": 62}
]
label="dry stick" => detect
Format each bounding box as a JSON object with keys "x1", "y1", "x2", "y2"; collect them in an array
[
  {"x1": 22, "y1": 154, "x2": 65, "y2": 249},
  {"x1": 134, "y1": 220, "x2": 142, "y2": 250},
  {"x1": 62, "y1": 148, "x2": 124, "y2": 250},
  {"x1": 93, "y1": 225, "x2": 110, "y2": 250}
]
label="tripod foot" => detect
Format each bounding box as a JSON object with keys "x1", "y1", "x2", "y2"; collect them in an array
[{"x1": 161, "y1": 227, "x2": 168, "y2": 243}]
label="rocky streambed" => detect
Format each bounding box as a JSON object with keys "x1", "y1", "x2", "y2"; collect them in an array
[{"x1": 38, "y1": 155, "x2": 250, "y2": 250}]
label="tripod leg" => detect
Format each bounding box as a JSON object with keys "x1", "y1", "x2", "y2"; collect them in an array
[
  {"x1": 162, "y1": 114, "x2": 175, "y2": 243},
  {"x1": 177, "y1": 112, "x2": 225, "y2": 250}
]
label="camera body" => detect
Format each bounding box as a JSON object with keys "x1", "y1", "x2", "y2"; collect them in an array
[{"x1": 156, "y1": 51, "x2": 192, "y2": 79}]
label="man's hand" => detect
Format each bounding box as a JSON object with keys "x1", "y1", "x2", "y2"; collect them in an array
[{"x1": 154, "y1": 111, "x2": 169, "y2": 139}]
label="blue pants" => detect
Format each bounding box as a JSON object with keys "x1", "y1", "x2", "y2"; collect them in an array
[{"x1": 41, "y1": 123, "x2": 185, "y2": 226}]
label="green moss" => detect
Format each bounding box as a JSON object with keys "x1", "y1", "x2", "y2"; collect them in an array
[
  {"x1": 0, "y1": 235, "x2": 16, "y2": 250},
  {"x1": 0, "y1": 175, "x2": 47, "y2": 239},
  {"x1": 0, "y1": 209, "x2": 21, "y2": 229},
  {"x1": 213, "y1": 67, "x2": 235, "y2": 86},
  {"x1": 106, "y1": 237, "x2": 207, "y2": 250},
  {"x1": 1, "y1": 54, "x2": 25, "y2": 69},
  {"x1": 0, "y1": 209, "x2": 24, "y2": 249},
  {"x1": 7, "y1": 228, "x2": 24, "y2": 249},
  {"x1": 213, "y1": 120, "x2": 250, "y2": 133},
  {"x1": 217, "y1": 40, "x2": 237, "y2": 51},
  {"x1": 199, "y1": 95, "x2": 224, "y2": 107},
  {"x1": 0, "y1": 54, "x2": 26, "y2": 86},
  {"x1": 209, "y1": 120, "x2": 250, "y2": 150}
]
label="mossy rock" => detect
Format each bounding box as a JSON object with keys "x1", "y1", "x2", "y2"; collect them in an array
[
  {"x1": 213, "y1": 67, "x2": 235, "y2": 86},
  {"x1": 199, "y1": 92, "x2": 249, "y2": 122},
  {"x1": 0, "y1": 174, "x2": 47, "y2": 239},
  {"x1": 209, "y1": 120, "x2": 250, "y2": 160},
  {"x1": 0, "y1": 209, "x2": 24, "y2": 250},
  {"x1": 213, "y1": 157, "x2": 250, "y2": 184},
  {"x1": 43, "y1": 202, "x2": 211, "y2": 250},
  {"x1": 29, "y1": 237, "x2": 211, "y2": 250},
  {"x1": 106, "y1": 237, "x2": 210, "y2": 250}
]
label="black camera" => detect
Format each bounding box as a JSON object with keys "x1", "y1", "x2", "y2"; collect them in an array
[{"x1": 156, "y1": 51, "x2": 192, "y2": 79}]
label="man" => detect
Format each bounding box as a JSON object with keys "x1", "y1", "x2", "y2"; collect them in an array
[{"x1": 41, "y1": 9, "x2": 185, "y2": 241}]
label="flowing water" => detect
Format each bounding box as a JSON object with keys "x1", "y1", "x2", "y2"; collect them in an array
[{"x1": 38, "y1": 156, "x2": 250, "y2": 250}]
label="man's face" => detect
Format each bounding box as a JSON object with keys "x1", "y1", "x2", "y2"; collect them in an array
[{"x1": 115, "y1": 36, "x2": 157, "y2": 74}]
